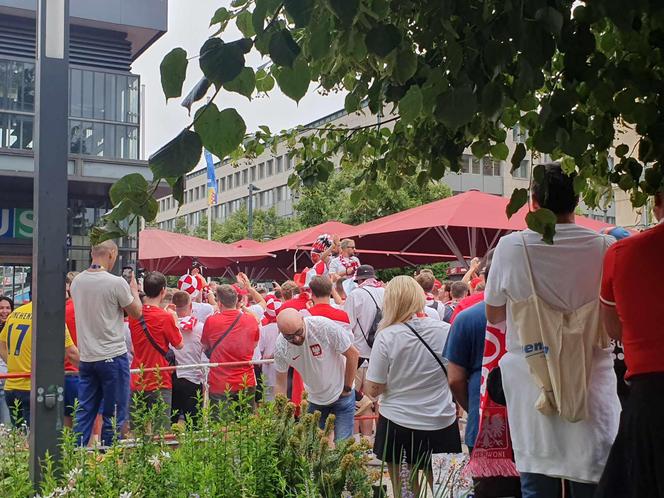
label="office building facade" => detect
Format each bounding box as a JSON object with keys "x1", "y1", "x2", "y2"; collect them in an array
[{"x1": 0, "y1": 0, "x2": 167, "y2": 299}]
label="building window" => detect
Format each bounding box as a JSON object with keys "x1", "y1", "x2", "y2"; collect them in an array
[
  {"x1": 513, "y1": 159, "x2": 529, "y2": 179},
  {"x1": 460, "y1": 154, "x2": 471, "y2": 174},
  {"x1": 242, "y1": 169, "x2": 248, "y2": 185},
  {"x1": 267, "y1": 159, "x2": 274, "y2": 176},
  {"x1": 512, "y1": 126, "x2": 527, "y2": 143},
  {"x1": 250, "y1": 166, "x2": 256, "y2": 182},
  {"x1": 227, "y1": 175, "x2": 233, "y2": 189},
  {"x1": 276, "y1": 185, "x2": 285, "y2": 202},
  {"x1": 276, "y1": 156, "x2": 283, "y2": 173},
  {"x1": 471, "y1": 157, "x2": 482, "y2": 175},
  {"x1": 483, "y1": 158, "x2": 501, "y2": 176},
  {"x1": 234, "y1": 171, "x2": 241, "y2": 187},
  {"x1": 259, "y1": 162, "x2": 265, "y2": 179}
]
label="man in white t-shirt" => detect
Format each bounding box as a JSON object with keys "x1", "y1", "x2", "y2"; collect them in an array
[
  {"x1": 171, "y1": 291, "x2": 207, "y2": 425},
  {"x1": 329, "y1": 239, "x2": 361, "y2": 296},
  {"x1": 274, "y1": 309, "x2": 360, "y2": 441},
  {"x1": 70, "y1": 240, "x2": 142, "y2": 446},
  {"x1": 415, "y1": 270, "x2": 445, "y2": 321},
  {"x1": 344, "y1": 265, "x2": 385, "y2": 435},
  {"x1": 485, "y1": 163, "x2": 619, "y2": 498}
]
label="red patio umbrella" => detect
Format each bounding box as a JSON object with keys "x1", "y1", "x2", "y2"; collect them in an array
[
  {"x1": 138, "y1": 229, "x2": 274, "y2": 276},
  {"x1": 345, "y1": 191, "x2": 614, "y2": 266}
]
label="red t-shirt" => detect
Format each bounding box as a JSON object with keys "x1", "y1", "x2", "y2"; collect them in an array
[
  {"x1": 201, "y1": 310, "x2": 259, "y2": 394},
  {"x1": 601, "y1": 223, "x2": 664, "y2": 378},
  {"x1": 450, "y1": 291, "x2": 484, "y2": 323},
  {"x1": 308, "y1": 303, "x2": 350, "y2": 324},
  {"x1": 128, "y1": 305, "x2": 183, "y2": 391},
  {"x1": 64, "y1": 299, "x2": 78, "y2": 372}
]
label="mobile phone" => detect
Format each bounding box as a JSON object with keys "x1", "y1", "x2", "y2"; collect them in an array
[{"x1": 122, "y1": 266, "x2": 133, "y2": 284}]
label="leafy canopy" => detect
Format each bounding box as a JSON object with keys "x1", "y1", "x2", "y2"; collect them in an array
[{"x1": 93, "y1": 0, "x2": 664, "y2": 245}]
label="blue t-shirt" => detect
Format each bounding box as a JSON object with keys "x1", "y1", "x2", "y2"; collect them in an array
[{"x1": 443, "y1": 301, "x2": 486, "y2": 448}]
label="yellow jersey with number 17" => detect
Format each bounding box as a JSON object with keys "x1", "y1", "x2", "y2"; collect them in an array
[{"x1": 0, "y1": 302, "x2": 74, "y2": 391}]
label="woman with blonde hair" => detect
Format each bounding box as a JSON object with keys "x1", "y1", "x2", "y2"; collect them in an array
[{"x1": 365, "y1": 275, "x2": 459, "y2": 494}]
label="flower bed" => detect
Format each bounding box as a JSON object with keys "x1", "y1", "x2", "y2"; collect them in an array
[{"x1": 0, "y1": 396, "x2": 373, "y2": 498}]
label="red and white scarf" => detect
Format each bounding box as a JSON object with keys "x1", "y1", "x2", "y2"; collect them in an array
[
  {"x1": 178, "y1": 315, "x2": 198, "y2": 332},
  {"x1": 465, "y1": 322, "x2": 519, "y2": 478}
]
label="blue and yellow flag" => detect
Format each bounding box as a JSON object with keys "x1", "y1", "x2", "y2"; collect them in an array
[{"x1": 204, "y1": 149, "x2": 218, "y2": 206}]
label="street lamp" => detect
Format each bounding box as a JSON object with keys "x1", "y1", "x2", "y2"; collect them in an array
[
  {"x1": 247, "y1": 183, "x2": 260, "y2": 240},
  {"x1": 32, "y1": 0, "x2": 69, "y2": 486}
]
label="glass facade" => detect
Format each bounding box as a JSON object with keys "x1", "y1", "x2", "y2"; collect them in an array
[{"x1": 0, "y1": 58, "x2": 140, "y2": 160}]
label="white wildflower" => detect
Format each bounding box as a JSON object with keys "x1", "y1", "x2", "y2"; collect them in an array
[
  {"x1": 148, "y1": 454, "x2": 161, "y2": 472},
  {"x1": 160, "y1": 450, "x2": 171, "y2": 460},
  {"x1": 119, "y1": 492, "x2": 133, "y2": 498}
]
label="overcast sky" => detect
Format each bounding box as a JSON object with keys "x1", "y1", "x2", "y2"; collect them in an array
[{"x1": 132, "y1": 0, "x2": 345, "y2": 165}]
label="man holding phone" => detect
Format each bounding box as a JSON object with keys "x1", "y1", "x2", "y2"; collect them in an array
[{"x1": 71, "y1": 240, "x2": 142, "y2": 446}]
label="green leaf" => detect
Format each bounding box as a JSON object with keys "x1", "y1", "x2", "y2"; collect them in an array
[
  {"x1": 345, "y1": 92, "x2": 361, "y2": 113},
  {"x1": 526, "y1": 209, "x2": 557, "y2": 244},
  {"x1": 149, "y1": 130, "x2": 202, "y2": 179},
  {"x1": 490, "y1": 143, "x2": 509, "y2": 161},
  {"x1": 393, "y1": 47, "x2": 417, "y2": 84},
  {"x1": 615, "y1": 143, "x2": 629, "y2": 158},
  {"x1": 535, "y1": 7, "x2": 564, "y2": 37},
  {"x1": 510, "y1": 143, "x2": 527, "y2": 172},
  {"x1": 136, "y1": 197, "x2": 159, "y2": 222},
  {"x1": 110, "y1": 173, "x2": 149, "y2": 206},
  {"x1": 329, "y1": 0, "x2": 358, "y2": 27},
  {"x1": 210, "y1": 7, "x2": 231, "y2": 34},
  {"x1": 275, "y1": 58, "x2": 311, "y2": 103},
  {"x1": 573, "y1": 175, "x2": 587, "y2": 195},
  {"x1": 284, "y1": 0, "x2": 314, "y2": 28},
  {"x1": 309, "y1": 18, "x2": 332, "y2": 60},
  {"x1": 105, "y1": 199, "x2": 133, "y2": 222},
  {"x1": 480, "y1": 81, "x2": 504, "y2": 121},
  {"x1": 644, "y1": 167, "x2": 663, "y2": 193},
  {"x1": 366, "y1": 23, "x2": 401, "y2": 58},
  {"x1": 399, "y1": 85, "x2": 423, "y2": 125},
  {"x1": 223, "y1": 67, "x2": 255, "y2": 99},
  {"x1": 255, "y1": 68, "x2": 275, "y2": 92},
  {"x1": 560, "y1": 156, "x2": 576, "y2": 175},
  {"x1": 269, "y1": 29, "x2": 301, "y2": 67},
  {"x1": 160, "y1": 48, "x2": 188, "y2": 100},
  {"x1": 199, "y1": 38, "x2": 249, "y2": 87},
  {"x1": 168, "y1": 176, "x2": 185, "y2": 205},
  {"x1": 194, "y1": 104, "x2": 247, "y2": 159},
  {"x1": 471, "y1": 140, "x2": 490, "y2": 158},
  {"x1": 181, "y1": 77, "x2": 212, "y2": 113},
  {"x1": 506, "y1": 188, "x2": 528, "y2": 218},
  {"x1": 236, "y1": 10, "x2": 255, "y2": 37},
  {"x1": 435, "y1": 88, "x2": 478, "y2": 130},
  {"x1": 89, "y1": 219, "x2": 127, "y2": 245}
]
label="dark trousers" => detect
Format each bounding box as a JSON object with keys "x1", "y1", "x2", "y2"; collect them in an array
[
  {"x1": 171, "y1": 375, "x2": 202, "y2": 425},
  {"x1": 5, "y1": 390, "x2": 30, "y2": 428},
  {"x1": 73, "y1": 353, "x2": 130, "y2": 446},
  {"x1": 596, "y1": 373, "x2": 664, "y2": 498}
]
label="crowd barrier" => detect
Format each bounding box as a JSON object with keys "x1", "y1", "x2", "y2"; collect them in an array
[{"x1": 0, "y1": 359, "x2": 380, "y2": 421}]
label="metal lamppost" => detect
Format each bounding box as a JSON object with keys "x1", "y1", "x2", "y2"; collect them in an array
[
  {"x1": 31, "y1": 0, "x2": 69, "y2": 486},
  {"x1": 247, "y1": 183, "x2": 260, "y2": 240}
]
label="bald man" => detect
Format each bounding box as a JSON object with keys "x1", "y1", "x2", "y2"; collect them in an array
[
  {"x1": 274, "y1": 308, "x2": 359, "y2": 441},
  {"x1": 70, "y1": 240, "x2": 142, "y2": 446}
]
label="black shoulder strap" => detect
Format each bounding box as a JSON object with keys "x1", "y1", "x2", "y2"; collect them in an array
[
  {"x1": 362, "y1": 287, "x2": 380, "y2": 310},
  {"x1": 206, "y1": 313, "x2": 243, "y2": 359},
  {"x1": 403, "y1": 322, "x2": 448, "y2": 377},
  {"x1": 139, "y1": 316, "x2": 170, "y2": 359}
]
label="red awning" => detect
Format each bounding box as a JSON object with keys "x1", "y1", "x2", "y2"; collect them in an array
[
  {"x1": 138, "y1": 229, "x2": 274, "y2": 276},
  {"x1": 345, "y1": 191, "x2": 614, "y2": 264}
]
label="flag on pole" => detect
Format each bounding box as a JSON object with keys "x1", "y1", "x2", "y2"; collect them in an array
[{"x1": 205, "y1": 149, "x2": 218, "y2": 206}]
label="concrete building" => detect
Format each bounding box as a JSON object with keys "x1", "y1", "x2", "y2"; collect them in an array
[
  {"x1": 0, "y1": 0, "x2": 167, "y2": 299},
  {"x1": 155, "y1": 103, "x2": 630, "y2": 233}
]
